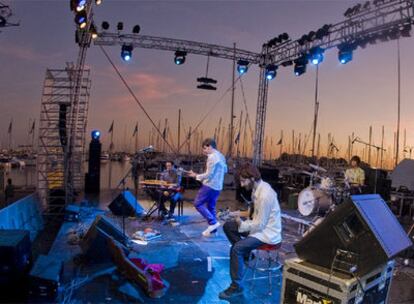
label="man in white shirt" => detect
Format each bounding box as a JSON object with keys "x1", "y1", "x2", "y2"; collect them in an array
[
  {"x1": 219, "y1": 162, "x2": 282, "y2": 299},
  {"x1": 189, "y1": 138, "x2": 227, "y2": 237}
]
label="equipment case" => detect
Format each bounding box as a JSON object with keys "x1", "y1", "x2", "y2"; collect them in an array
[{"x1": 281, "y1": 258, "x2": 394, "y2": 304}]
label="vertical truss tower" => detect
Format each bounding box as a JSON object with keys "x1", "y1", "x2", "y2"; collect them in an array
[{"x1": 37, "y1": 66, "x2": 91, "y2": 214}]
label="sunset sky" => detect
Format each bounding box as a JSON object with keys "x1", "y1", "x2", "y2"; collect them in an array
[{"x1": 1, "y1": 0, "x2": 414, "y2": 163}]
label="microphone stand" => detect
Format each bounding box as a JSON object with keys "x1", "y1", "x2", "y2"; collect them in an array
[{"x1": 352, "y1": 137, "x2": 386, "y2": 194}]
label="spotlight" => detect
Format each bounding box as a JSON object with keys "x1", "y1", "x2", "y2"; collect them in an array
[
  {"x1": 74, "y1": 11, "x2": 87, "y2": 29},
  {"x1": 76, "y1": 0, "x2": 87, "y2": 12},
  {"x1": 91, "y1": 130, "x2": 101, "y2": 140},
  {"x1": 117, "y1": 22, "x2": 123, "y2": 31},
  {"x1": 309, "y1": 47, "x2": 324, "y2": 65},
  {"x1": 101, "y1": 21, "x2": 109, "y2": 30},
  {"x1": 294, "y1": 55, "x2": 308, "y2": 76},
  {"x1": 237, "y1": 59, "x2": 249, "y2": 75},
  {"x1": 90, "y1": 23, "x2": 98, "y2": 39},
  {"x1": 265, "y1": 64, "x2": 278, "y2": 80},
  {"x1": 132, "y1": 25, "x2": 141, "y2": 34},
  {"x1": 174, "y1": 50, "x2": 187, "y2": 65},
  {"x1": 338, "y1": 49, "x2": 353, "y2": 64},
  {"x1": 121, "y1": 44, "x2": 133, "y2": 61},
  {"x1": 95, "y1": 0, "x2": 102, "y2": 5}
]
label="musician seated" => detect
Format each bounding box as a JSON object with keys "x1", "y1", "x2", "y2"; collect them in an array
[
  {"x1": 345, "y1": 155, "x2": 366, "y2": 194},
  {"x1": 158, "y1": 161, "x2": 182, "y2": 219}
]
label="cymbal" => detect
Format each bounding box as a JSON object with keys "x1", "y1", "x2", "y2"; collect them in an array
[{"x1": 309, "y1": 164, "x2": 327, "y2": 172}]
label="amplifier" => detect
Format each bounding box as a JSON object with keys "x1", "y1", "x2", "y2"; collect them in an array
[
  {"x1": 29, "y1": 255, "x2": 63, "y2": 301},
  {"x1": 0, "y1": 229, "x2": 32, "y2": 280},
  {"x1": 281, "y1": 258, "x2": 394, "y2": 304}
]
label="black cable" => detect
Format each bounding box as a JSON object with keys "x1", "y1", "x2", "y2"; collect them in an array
[{"x1": 99, "y1": 45, "x2": 177, "y2": 153}]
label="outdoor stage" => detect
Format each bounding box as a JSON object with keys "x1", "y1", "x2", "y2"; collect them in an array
[{"x1": 40, "y1": 189, "x2": 413, "y2": 303}]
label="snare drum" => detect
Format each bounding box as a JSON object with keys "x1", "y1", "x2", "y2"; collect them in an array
[
  {"x1": 319, "y1": 177, "x2": 334, "y2": 191},
  {"x1": 298, "y1": 187, "x2": 332, "y2": 216}
]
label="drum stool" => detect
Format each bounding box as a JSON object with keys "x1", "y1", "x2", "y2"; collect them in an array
[{"x1": 246, "y1": 243, "x2": 282, "y2": 295}]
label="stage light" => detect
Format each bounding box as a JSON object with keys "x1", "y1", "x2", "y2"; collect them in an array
[
  {"x1": 74, "y1": 11, "x2": 87, "y2": 29},
  {"x1": 294, "y1": 55, "x2": 308, "y2": 76},
  {"x1": 91, "y1": 130, "x2": 101, "y2": 140},
  {"x1": 132, "y1": 25, "x2": 141, "y2": 34},
  {"x1": 121, "y1": 44, "x2": 133, "y2": 61},
  {"x1": 76, "y1": 0, "x2": 87, "y2": 12},
  {"x1": 117, "y1": 22, "x2": 123, "y2": 31},
  {"x1": 102, "y1": 21, "x2": 109, "y2": 30},
  {"x1": 90, "y1": 23, "x2": 98, "y2": 39},
  {"x1": 265, "y1": 64, "x2": 277, "y2": 80},
  {"x1": 95, "y1": 0, "x2": 102, "y2": 5},
  {"x1": 237, "y1": 59, "x2": 249, "y2": 74},
  {"x1": 338, "y1": 49, "x2": 353, "y2": 64},
  {"x1": 174, "y1": 51, "x2": 187, "y2": 65},
  {"x1": 309, "y1": 47, "x2": 324, "y2": 65}
]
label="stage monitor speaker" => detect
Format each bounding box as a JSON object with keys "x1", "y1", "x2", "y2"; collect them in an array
[
  {"x1": 80, "y1": 215, "x2": 128, "y2": 262},
  {"x1": 108, "y1": 190, "x2": 145, "y2": 217},
  {"x1": 294, "y1": 194, "x2": 413, "y2": 276}
]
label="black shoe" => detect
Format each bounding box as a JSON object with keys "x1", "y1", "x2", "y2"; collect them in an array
[{"x1": 218, "y1": 285, "x2": 244, "y2": 299}]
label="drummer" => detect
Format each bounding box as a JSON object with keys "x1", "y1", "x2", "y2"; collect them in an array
[{"x1": 345, "y1": 155, "x2": 365, "y2": 194}]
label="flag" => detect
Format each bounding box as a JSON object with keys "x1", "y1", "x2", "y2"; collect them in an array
[
  {"x1": 132, "y1": 123, "x2": 138, "y2": 136},
  {"x1": 29, "y1": 120, "x2": 36, "y2": 134},
  {"x1": 108, "y1": 120, "x2": 114, "y2": 133},
  {"x1": 276, "y1": 137, "x2": 282, "y2": 145},
  {"x1": 234, "y1": 131, "x2": 240, "y2": 144},
  {"x1": 8, "y1": 120, "x2": 12, "y2": 134}
]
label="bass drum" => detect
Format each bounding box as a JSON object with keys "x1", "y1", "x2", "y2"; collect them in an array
[{"x1": 298, "y1": 187, "x2": 332, "y2": 216}]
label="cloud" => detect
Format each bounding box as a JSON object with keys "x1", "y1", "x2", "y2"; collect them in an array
[{"x1": 0, "y1": 42, "x2": 43, "y2": 61}]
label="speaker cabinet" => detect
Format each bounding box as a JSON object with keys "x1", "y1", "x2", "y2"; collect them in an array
[
  {"x1": 80, "y1": 215, "x2": 128, "y2": 262},
  {"x1": 295, "y1": 194, "x2": 412, "y2": 276},
  {"x1": 108, "y1": 190, "x2": 145, "y2": 217}
]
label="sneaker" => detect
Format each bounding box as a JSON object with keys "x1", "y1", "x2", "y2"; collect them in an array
[
  {"x1": 202, "y1": 222, "x2": 221, "y2": 237},
  {"x1": 218, "y1": 285, "x2": 244, "y2": 299}
]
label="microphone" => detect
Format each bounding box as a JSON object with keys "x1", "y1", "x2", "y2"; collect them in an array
[{"x1": 138, "y1": 145, "x2": 154, "y2": 153}]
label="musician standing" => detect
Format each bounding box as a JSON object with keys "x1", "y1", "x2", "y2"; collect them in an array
[
  {"x1": 219, "y1": 162, "x2": 282, "y2": 299},
  {"x1": 345, "y1": 155, "x2": 365, "y2": 193},
  {"x1": 158, "y1": 161, "x2": 182, "y2": 219},
  {"x1": 188, "y1": 138, "x2": 227, "y2": 237}
]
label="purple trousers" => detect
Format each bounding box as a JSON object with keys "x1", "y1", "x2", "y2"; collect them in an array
[{"x1": 193, "y1": 185, "x2": 220, "y2": 225}]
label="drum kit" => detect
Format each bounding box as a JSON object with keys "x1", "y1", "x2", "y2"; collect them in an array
[{"x1": 297, "y1": 164, "x2": 350, "y2": 217}]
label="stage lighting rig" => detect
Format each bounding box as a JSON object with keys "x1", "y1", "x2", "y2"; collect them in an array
[
  {"x1": 102, "y1": 21, "x2": 109, "y2": 30},
  {"x1": 132, "y1": 25, "x2": 141, "y2": 34},
  {"x1": 95, "y1": 0, "x2": 102, "y2": 5},
  {"x1": 91, "y1": 130, "x2": 101, "y2": 140},
  {"x1": 309, "y1": 47, "x2": 324, "y2": 65},
  {"x1": 174, "y1": 50, "x2": 187, "y2": 65},
  {"x1": 74, "y1": 10, "x2": 87, "y2": 29},
  {"x1": 338, "y1": 43, "x2": 355, "y2": 64},
  {"x1": 237, "y1": 59, "x2": 249, "y2": 74},
  {"x1": 196, "y1": 77, "x2": 217, "y2": 90},
  {"x1": 117, "y1": 22, "x2": 123, "y2": 31},
  {"x1": 266, "y1": 32, "x2": 290, "y2": 48},
  {"x1": 265, "y1": 64, "x2": 278, "y2": 80},
  {"x1": 121, "y1": 44, "x2": 133, "y2": 61},
  {"x1": 90, "y1": 23, "x2": 98, "y2": 39},
  {"x1": 294, "y1": 54, "x2": 308, "y2": 76}
]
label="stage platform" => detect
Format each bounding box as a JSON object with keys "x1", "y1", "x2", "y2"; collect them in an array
[{"x1": 40, "y1": 189, "x2": 414, "y2": 303}]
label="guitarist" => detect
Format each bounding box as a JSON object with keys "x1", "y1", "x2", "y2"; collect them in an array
[{"x1": 219, "y1": 162, "x2": 282, "y2": 300}]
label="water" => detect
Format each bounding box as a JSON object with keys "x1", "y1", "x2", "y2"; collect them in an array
[{"x1": 3, "y1": 162, "x2": 137, "y2": 190}]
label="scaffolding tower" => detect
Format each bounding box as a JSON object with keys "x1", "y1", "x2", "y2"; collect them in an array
[{"x1": 37, "y1": 66, "x2": 91, "y2": 214}]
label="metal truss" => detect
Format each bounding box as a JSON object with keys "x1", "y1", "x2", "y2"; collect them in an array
[
  {"x1": 252, "y1": 0, "x2": 414, "y2": 164},
  {"x1": 94, "y1": 33, "x2": 261, "y2": 63}
]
